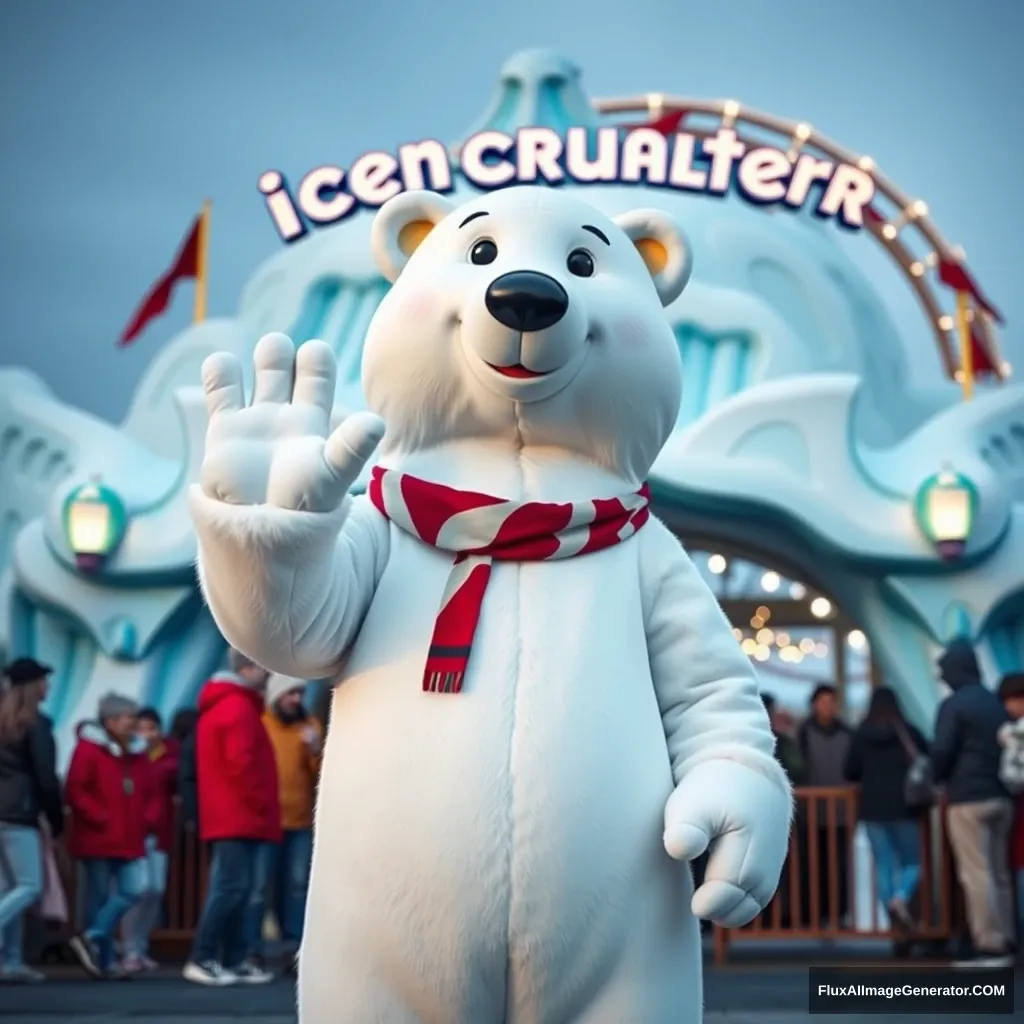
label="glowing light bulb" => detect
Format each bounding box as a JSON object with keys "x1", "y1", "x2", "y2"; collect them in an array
[
  {"x1": 857, "y1": 155, "x2": 875, "y2": 172},
  {"x1": 789, "y1": 582, "x2": 806, "y2": 599},
  {"x1": 756, "y1": 628, "x2": 775, "y2": 645},
  {"x1": 810, "y1": 597, "x2": 832, "y2": 619},
  {"x1": 741, "y1": 638, "x2": 758, "y2": 656},
  {"x1": 723, "y1": 99, "x2": 741, "y2": 120},
  {"x1": 754, "y1": 645, "x2": 771, "y2": 662},
  {"x1": 882, "y1": 224, "x2": 897, "y2": 240},
  {"x1": 799, "y1": 637, "x2": 816, "y2": 654},
  {"x1": 707, "y1": 553, "x2": 727, "y2": 574},
  {"x1": 756, "y1": 606, "x2": 771, "y2": 620},
  {"x1": 910, "y1": 262, "x2": 924, "y2": 276},
  {"x1": 910, "y1": 200, "x2": 928, "y2": 218},
  {"x1": 775, "y1": 631, "x2": 791, "y2": 648},
  {"x1": 761, "y1": 572, "x2": 781, "y2": 593},
  {"x1": 847, "y1": 629, "x2": 867, "y2": 649},
  {"x1": 750, "y1": 615, "x2": 765, "y2": 630},
  {"x1": 794, "y1": 122, "x2": 812, "y2": 141},
  {"x1": 732, "y1": 627, "x2": 743, "y2": 641},
  {"x1": 938, "y1": 315, "x2": 954, "y2": 331},
  {"x1": 814, "y1": 642, "x2": 829, "y2": 658}
]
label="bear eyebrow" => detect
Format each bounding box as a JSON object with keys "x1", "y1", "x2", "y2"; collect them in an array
[
  {"x1": 459, "y1": 211, "x2": 489, "y2": 228},
  {"x1": 581, "y1": 224, "x2": 610, "y2": 246}
]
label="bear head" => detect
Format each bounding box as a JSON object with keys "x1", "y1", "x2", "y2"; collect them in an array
[{"x1": 362, "y1": 186, "x2": 691, "y2": 485}]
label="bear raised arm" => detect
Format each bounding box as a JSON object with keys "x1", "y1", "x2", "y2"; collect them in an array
[{"x1": 189, "y1": 337, "x2": 389, "y2": 680}]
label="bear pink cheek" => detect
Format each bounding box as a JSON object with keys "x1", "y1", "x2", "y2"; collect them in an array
[
  {"x1": 398, "y1": 290, "x2": 439, "y2": 323},
  {"x1": 617, "y1": 318, "x2": 651, "y2": 349}
]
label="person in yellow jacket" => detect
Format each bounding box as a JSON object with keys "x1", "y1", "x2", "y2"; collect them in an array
[{"x1": 262, "y1": 674, "x2": 322, "y2": 964}]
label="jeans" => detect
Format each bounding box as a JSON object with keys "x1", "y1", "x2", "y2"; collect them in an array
[
  {"x1": 864, "y1": 819, "x2": 922, "y2": 907},
  {"x1": 81, "y1": 857, "x2": 146, "y2": 970},
  {"x1": 0, "y1": 824, "x2": 43, "y2": 970},
  {"x1": 269, "y1": 829, "x2": 312, "y2": 943},
  {"x1": 190, "y1": 839, "x2": 275, "y2": 968},
  {"x1": 121, "y1": 837, "x2": 169, "y2": 957}
]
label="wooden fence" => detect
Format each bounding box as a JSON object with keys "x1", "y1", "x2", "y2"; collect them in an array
[{"x1": 52, "y1": 787, "x2": 965, "y2": 963}]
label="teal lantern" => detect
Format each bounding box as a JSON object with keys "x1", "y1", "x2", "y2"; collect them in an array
[
  {"x1": 62, "y1": 476, "x2": 128, "y2": 571},
  {"x1": 914, "y1": 465, "x2": 979, "y2": 561}
]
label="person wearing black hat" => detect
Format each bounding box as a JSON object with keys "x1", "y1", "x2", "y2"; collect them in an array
[{"x1": 0, "y1": 658, "x2": 63, "y2": 983}]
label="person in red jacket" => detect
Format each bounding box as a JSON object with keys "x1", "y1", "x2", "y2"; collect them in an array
[
  {"x1": 183, "y1": 650, "x2": 281, "y2": 987},
  {"x1": 65, "y1": 693, "x2": 159, "y2": 978},
  {"x1": 120, "y1": 708, "x2": 180, "y2": 973}
]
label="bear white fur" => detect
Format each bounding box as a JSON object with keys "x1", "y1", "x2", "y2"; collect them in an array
[{"x1": 189, "y1": 185, "x2": 792, "y2": 1023}]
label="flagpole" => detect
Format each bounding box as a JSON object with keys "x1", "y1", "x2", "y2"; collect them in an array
[
  {"x1": 955, "y1": 290, "x2": 973, "y2": 401},
  {"x1": 193, "y1": 199, "x2": 211, "y2": 324}
]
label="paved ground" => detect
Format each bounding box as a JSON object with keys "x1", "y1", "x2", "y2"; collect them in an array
[{"x1": 2, "y1": 955, "x2": 1017, "y2": 1021}]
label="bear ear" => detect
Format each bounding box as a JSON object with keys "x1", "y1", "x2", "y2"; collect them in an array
[
  {"x1": 612, "y1": 209, "x2": 692, "y2": 307},
  {"x1": 371, "y1": 191, "x2": 456, "y2": 283}
]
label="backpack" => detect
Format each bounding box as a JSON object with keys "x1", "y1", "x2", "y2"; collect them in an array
[
  {"x1": 998, "y1": 722, "x2": 1024, "y2": 794},
  {"x1": 893, "y1": 719, "x2": 937, "y2": 810}
]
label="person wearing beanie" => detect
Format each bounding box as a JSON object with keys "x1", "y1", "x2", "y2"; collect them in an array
[
  {"x1": 119, "y1": 708, "x2": 180, "y2": 973},
  {"x1": 0, "y1": 658, "x2": 63, "y2": 984},
  {"x1": 183, "y1": 649, "x2": 280, "y2": 988},
  {"x1": 932, "y1": 637, "x2": 1013, "y2": 968},
  {"x1": 66, "y1": 692, "x2": 159, "y2": 979},
  {"x1": 261, "y1": 674, "x2": 322, "y2": 966}
]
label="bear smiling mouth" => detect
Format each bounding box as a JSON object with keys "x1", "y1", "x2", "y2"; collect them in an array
[{"x1": 485, "y1": 362, "x2": 550, "y2": 379}]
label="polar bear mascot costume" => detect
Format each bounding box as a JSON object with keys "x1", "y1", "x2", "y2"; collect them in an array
[{"x1": 190, "y1": 186, "x2": 792, "y2": 1023}]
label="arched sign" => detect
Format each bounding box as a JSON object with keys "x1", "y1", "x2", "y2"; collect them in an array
[{"x1": 258, "y1": 92, "x2": 1007, "y2": 389}]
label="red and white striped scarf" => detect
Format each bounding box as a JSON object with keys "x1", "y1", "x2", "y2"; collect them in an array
[{"x1": 368, "y1": 466, "x2": 651, "y2": 694}]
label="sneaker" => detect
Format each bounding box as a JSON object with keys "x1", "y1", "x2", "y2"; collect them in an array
[
  {"x1": 232, "y1": 959, "x2": 274, "y2": 984},
  {"x1": 887, "y1": 897, "x2": 916, "y2": 932},
  {"x1": 183, "y1": 960, "x2": 238, "y2": 986},
  {"x1": 120, "y1": 954, "x2": 146, "y2": 975},
  {"x1": 0, "y1": 965, "x2": 45, "y2": 984},
  {"x1": 68, "y1": 935, "x2": 103, "y2": 979},
  {"x1": 952, "y1": 949, "x2": 1014, "y2": 969}
]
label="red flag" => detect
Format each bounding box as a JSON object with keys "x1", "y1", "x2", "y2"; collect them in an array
[
  {"x1": 863, "y1": 204, "x2": 884, "y2": 226},
  {"x1": 937, "y1": 257, "x2": 1004, "y2": 324},
  {"x1": 119, "y1": 213, "x2": 203, "y2": 346},
  {"x1": 618, "y1": 110, "x2": 688, "y2": 136},
  {"x1": 968, "y1": 324, "x2": 1000, "y2": 379}
]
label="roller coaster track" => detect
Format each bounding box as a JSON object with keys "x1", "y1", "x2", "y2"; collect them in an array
[{"x1": 594, "y1": 93, "x2": 1010, "y2": 384}]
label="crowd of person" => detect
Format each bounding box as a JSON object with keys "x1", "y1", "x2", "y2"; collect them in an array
[
  {"x1": 763, "y1": 637, "x2": 1023, "y2": 970},
  {"x1": 0, "y1": 650, "x2": 323, "y2": 985},
  {"x1": 0, "y1": 637, "x2": 1021, "y2": 984}
]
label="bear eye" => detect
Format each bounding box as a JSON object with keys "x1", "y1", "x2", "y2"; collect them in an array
[
  {"x1": 567, "y1": 248, "x2": 595, "y2": 278},
  {"x1": 469, "y1": 239, "x2": 498, "y2": 266}
]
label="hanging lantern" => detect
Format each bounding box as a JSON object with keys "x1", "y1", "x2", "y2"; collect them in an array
[
  {"x1": 61, "y1": 476, "x2": 127, "y2": 571},
  {"x1": 914, "y1": 465, "x2": 978, "y2": 560}
]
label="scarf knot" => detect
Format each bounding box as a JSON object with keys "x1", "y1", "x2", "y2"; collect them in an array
[{"x1": 368, "y1": 467, "x2": 650, "y2": 694}]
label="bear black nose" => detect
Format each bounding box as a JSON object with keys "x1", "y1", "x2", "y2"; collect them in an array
[{"x1": 484, "y1": 271, "x2": 569, "y2": 332}]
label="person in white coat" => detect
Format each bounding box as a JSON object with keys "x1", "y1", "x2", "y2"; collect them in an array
[{"x1": 189, "y1": 186, "x2": 792, "y2": 1023}]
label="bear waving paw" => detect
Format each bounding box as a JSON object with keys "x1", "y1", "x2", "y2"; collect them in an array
[{"x1": 200, "y1": 332, "x2": 385, "y2": 513}]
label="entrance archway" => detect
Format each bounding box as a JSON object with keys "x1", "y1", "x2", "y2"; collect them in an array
[{"x1": 682, "y1": 536, "x2": 878, "y2": 722}]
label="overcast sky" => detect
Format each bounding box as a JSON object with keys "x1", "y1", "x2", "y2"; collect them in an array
[{"x1": 1, "y1": 0, "x2": 1020, "y2": 421}]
